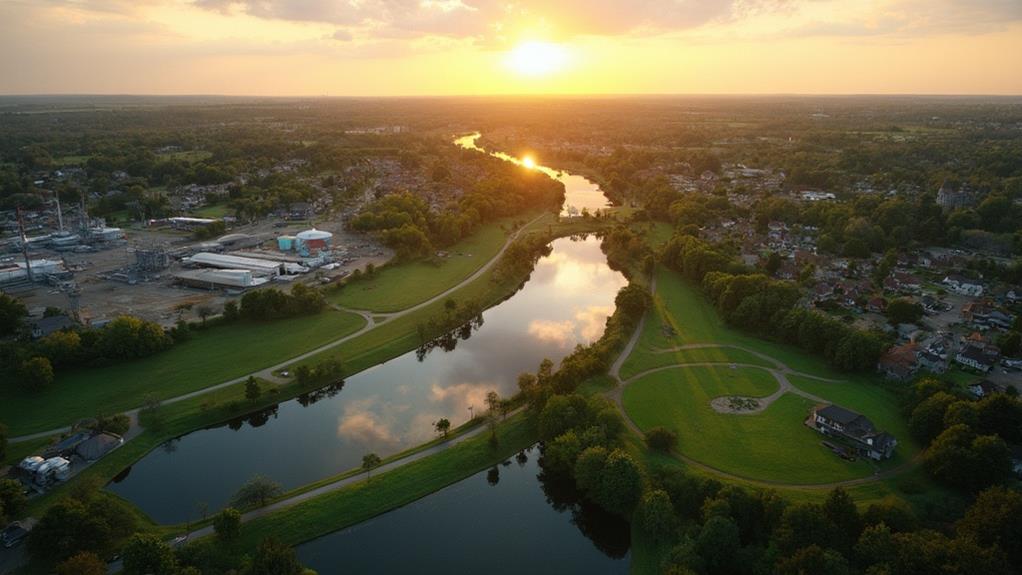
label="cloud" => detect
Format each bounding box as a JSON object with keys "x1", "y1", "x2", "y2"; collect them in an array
[
  {"x1": 527, "y1": 318, "x2": 575, "y2": 346},
  {"x1": 332, "y1": 29, "x2": 353, "y2": 41}
]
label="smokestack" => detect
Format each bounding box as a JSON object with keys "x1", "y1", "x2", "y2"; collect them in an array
[{"x1": 16, "y1": 206, "x2": 33, "y2": 282}]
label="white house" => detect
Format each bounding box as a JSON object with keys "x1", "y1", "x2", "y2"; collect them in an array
[{"x1": 942, "y1": 274, "x2": 983, "y2": 296}]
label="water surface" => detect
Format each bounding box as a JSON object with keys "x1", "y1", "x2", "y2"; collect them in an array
[
  {"x1": 109, "y1": 236, "x2": 626, "y2": 523},
  {"x1": 297, "y1": 447, "x2": 631, "y2": 575}
]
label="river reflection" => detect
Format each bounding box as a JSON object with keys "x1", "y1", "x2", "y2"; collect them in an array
[
  {"x1": 297, "y1": 446, "x2": 630, "y2": 575},
  {"x1": 455, "y1": 133, "x2": 611, "y2": 217},
  {"x1": 108, "y1": 236, "x2": 626, "y2": 524}
]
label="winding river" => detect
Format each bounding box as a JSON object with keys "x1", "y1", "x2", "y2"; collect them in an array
[{"x1": 108, "y1": 134, "x2": 627, "y2": 571}]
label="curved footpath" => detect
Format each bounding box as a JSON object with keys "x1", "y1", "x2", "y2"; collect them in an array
[
  {"x1": 11, "y1": 213, "x2": 546, "y2": 444},
  {"x1": 605, "y1": 273, "x2": 919, "y2": 490}
]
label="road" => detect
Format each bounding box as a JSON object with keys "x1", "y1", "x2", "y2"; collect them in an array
[{"x1": 10, "y1": 213, "x2": 547, "y2": 444}]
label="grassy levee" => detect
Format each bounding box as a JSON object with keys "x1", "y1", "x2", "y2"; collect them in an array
[
  {"x1": 0, "y1": 310, "x2": 367, "y2": 435},
  {"x1": 235, "y1": 414, "x2": 537, "y2": 548},
  {"x1": 329, "y1": 215, "x2": 528, "y2": 313}
]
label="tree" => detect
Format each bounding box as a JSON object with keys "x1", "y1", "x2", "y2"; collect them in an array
[
  {"x1": 645, "y1": 426, "x2": 678, "y2": 452},
  {"x1": 765, "y1": 251, "x2": 783, "y2": 276},
  {"x1": 0, "y1": 292, "x2": 28, "y2": 337},
  {"x1": 638, "y1": 489, "x2": 677, "y2": 543},
  {"x1": 822, "y1": 487, "x2": 862, "y2": 552},
  {"x1": 248, "y1": 537, "x2": 304, "y2": 575},
  {"x1": 362, "y1": 452, "x2": 382, "y2": 481},
  {"x1": 433, "y1": 418, "x2": 451, "y2": 438},
  {"x1": 923, "y1": 424, "x2": 1011, "y2": 491},
  {"x1": 230, "y1": 475, "x2": 283, "y2": 509},
  {"x1": 20, "y1": 356, "x2": 54, "y2": 391},
  {"x1": 574, "y1": 447, "x2": 643, "y2": 516},
  {"x1": 0, "y1": 478, "x2": 28, "y2": 520},
  {"x1": 214, "y1": 507, "x2": 242, "y2": 542},
  {"x1": 56, "y1": 552, "x2": 106, "y2": 575},
  {"x1": 93, "y1": 413, "x2": 131, "y2": 436},
  {"x1": 886, "y1": 298, "x2": 923, "y2": 325},
  {"x1": 909, "y1": 391, "x2": 957, "y2": 444},
  {"x1": 694, "y1": 515, "x2": 740, "y2": 573},
  {"x1": 957, "y1": 486, "x2": 1022, "y2": 566},
  {"x1": 122, "y1": 533, "x2": 178, "y2": 575},
  {"x1": 775, "y1": 544, "x2": 852, "y2": 575},
  {"x1": 485, "y1": 390, "x2": 501, "y2": 414},
  {"x1": 245, "y1": 376, "x2": 261, "y2": 402},
  {"x1": 223, "y1": 300, "x2": 239, "y2": 321},
  {"x1": 28, "y1": 498, "x2": 112, "y2": 562},
  {"x1": 196, "y1": 305, "x2": 214, "y2": 325}
]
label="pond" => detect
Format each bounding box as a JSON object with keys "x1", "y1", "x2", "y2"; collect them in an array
[
  {"x1": 297, "y1": 446, "x2": 631, "y2": 575},
  {"x1": 108, "y1": 235, "x2": 627, "y2": 524}
]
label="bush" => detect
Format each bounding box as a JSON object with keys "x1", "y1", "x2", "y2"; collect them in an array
[
  {"x1": 645, "y1": 426, "x2": 678, "y2": 452},
  {"x1": 213, "y1": 507, "x2": 242, "y2": 542}
]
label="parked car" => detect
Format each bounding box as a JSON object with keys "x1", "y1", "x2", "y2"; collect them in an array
[{"x1": 2, "y1": 522, "x2": 29, "y2": 548}]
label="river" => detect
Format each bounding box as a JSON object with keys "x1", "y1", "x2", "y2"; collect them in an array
[{"x1": 108, "y1": 133, "x2": 628, "y2": 568}]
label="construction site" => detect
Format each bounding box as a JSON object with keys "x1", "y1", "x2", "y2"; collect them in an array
[{"x1": 1, "y1": 199, "x2": 390, "y2": 327}]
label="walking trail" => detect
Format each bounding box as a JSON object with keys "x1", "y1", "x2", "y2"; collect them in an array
[
  {"x1": 604, "y1": 273, "x2": 919, "y2": 490},
  {"x1": 11, "y1": 213, "x2": 546, "y2": 444}
]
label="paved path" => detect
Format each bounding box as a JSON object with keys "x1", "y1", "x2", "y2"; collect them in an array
[
  {"x1": 603, "y1": 272, "x2": 919, "y2": 490},
  {"x1": 11, "y1": 213, "x2": 546, "y2": 444}
]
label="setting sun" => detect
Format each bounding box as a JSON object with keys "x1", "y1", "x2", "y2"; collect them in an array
[
  {"x1": 521, "y1": 155, "x2": 537, "y2": 169},
  {"x1": 506, "y1": 41, "x2": 569, "y2": 77}
]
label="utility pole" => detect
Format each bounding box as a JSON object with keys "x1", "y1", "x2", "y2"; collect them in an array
[{"x1": 16, "y1": 206, "x2": 33, "y2": 282}]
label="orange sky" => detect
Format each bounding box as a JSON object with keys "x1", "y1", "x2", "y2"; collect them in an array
[{"x1": 1, "y1": 0, "x2": 1020, "y2": 95}]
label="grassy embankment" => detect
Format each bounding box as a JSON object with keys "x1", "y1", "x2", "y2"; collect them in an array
[
  {"x1": 330, "y1": 215, "x2": 523, "y2": 312},
  {"x1": 0, "y1": 310, "x2": 367, "y2": 436}
]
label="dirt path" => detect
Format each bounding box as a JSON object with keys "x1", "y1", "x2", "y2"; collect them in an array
[{"x1": 11, "y1": 214, "x2": 546, "y2": 444}]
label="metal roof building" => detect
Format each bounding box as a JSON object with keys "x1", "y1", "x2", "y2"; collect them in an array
[{"x1": 185, "y1": 252, "x2": 283, "y2": 276}]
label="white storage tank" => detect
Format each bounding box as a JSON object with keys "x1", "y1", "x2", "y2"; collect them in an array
[{"x1": 295, "y1": 229, "x2": 332, "y2": 256}]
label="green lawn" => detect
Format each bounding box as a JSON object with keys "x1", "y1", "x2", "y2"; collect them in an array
[
  {"x1": 237, "y1": 414, "x2": 537, "y2": 548},
  {"x1": 621, "y1": 267, "x2": 850, "y2": 380},
  {"x1": 622, "y1": 365, "x2": 895, "y2": 484},
  {"x1": 0, "y1": 310, "x2": 366, "y2": 435},
  {"x1": 330, "y1": 217, "x2": 518, "y2": 312},
  {"x1": 193, "y1": 203, "x2": 231, "y2": 218}
]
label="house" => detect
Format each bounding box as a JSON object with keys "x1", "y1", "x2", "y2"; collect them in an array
[
  {"x1": 961, "y1": 301, "x2": 992, "y2": 325},
  {"x1": 943, "y1": 274, "x2": 984, "y2": 296},
  {"x1": 867, "y1": 297, "x2": 887, "y2": 314},
  {"x1": 892, "y1": 272, "x2": 921, "y2": 292},
  {"x1": 968, "y1": 379, "x2": 1005, "y2": 398},
  {"x1": 29, "y1": 315, "x2": 76, "y2": 339},
  {"x1": 936, "y1": 181, "x2": 979, "y2": 211},
  {"x1": 955, "y1": 344, "x2": 998, "y2": 373},
  {"x1": 987, "y1": 310, "x2": 1015, "y2": 330},
  {"x1": 808, "y1": 404, "x2": 898, "y2": 460},
  {"x1": 917, "y1": 350, "x2": 947, "y2": 374},
  {"x1": 813, "y1": 282, "x2": 835, "y2": 302},
  {"x1": 878, "y1": 342, "x2": 919, "y2": 381}
]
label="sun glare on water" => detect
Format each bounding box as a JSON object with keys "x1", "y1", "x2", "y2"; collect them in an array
[
  {"x1": 521, "y1": 155, "x2": 537, "y2": 169},
  {"x1": 506, "y1": 41, "x2": 569, "y2": 77}
]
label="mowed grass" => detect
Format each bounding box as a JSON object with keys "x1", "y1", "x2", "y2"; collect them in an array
[
  {"x1": 237, "y1": 414, "x2": 537, "y2": 548},
  {"x1": 788, "y1": 374, "x2": 920, "y2": 457},
  {"x1": 330, "y1": 217, "x2": 518, "y2": 313},
  {"x1": 0, "y1": 310, "x2": 366, "y2": 435},
  {"x1": 620, "y1": 267, "x2": 850, "y2": 380},
  {"x1": 622, "y1": 365, "x2": 890, "y2": 484}
]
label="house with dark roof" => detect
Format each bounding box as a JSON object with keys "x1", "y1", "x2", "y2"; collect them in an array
[
  {"x1": 968, "y1": 379, "x2": 1004, "y2": 399},
  {"x1": 955, "y1": 344, "x2": 998, "y2": 373},
  {"x1": 808, "y1": 404, "x2": 897, "y2": 460}
]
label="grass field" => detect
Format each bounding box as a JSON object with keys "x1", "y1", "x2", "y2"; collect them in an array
[
  {"x1": 621, "y1": 365, "x2": 907, "y2": 484},
  {"x1": 193, "y1": 203, "x2": 231, "y2": 218},
  {"x1": 620, "y1": 267, "x2": 851, "y2": 380},
  {"x1": 330, "y1": 217, "x2": 520, "y2": 312},
  {"x1": 236, "y1": 414, "x2": 537, "y2": 547},
  {"x1": 0, "y1": 310, "x2": 366, "y2": 435}
]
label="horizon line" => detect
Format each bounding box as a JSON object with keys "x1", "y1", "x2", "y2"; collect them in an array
[{"x1": 2, "y1": 92, "x2": 1022, "y2": 100}]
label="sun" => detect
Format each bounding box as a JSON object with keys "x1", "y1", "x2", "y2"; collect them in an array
[
  {"x1": 521, "y1": 155, "x2": 537, "y2": 169},
  {"x1": 506, "y1": 41, "x2": 568, "y2": 77}
]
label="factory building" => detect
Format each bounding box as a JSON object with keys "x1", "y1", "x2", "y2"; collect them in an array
[
  {"x1": 184, "y1": 252, "x2": 308, "y2": 276},
  {"x1": 173, "y1": 268, "x2": 269, "y2": 290}
]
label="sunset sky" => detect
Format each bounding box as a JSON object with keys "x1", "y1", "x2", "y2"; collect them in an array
[{"x1": 1, "y1": 0, "x2": 1021, "y2": 96}]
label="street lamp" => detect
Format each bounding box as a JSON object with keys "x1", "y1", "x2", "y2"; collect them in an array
[{"x1": 467, "y1": 405, "x2": 474, "y2": 421}]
